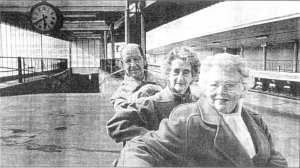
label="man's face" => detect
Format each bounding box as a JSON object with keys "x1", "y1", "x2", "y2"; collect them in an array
[
  {"x1": 169, "y1": 59, "x2": 193, "y2": 94},
  {"x1": 205, "y1": 67, "x2": 246, "y2": 114},
  {"x1": 122, "y1": 47, "x2": 144, "y2": 80}
]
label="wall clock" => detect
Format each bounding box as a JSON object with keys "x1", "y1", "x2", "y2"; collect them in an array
[{"x1": 29, "y1": 1, "x2": 63, "y2": 33}]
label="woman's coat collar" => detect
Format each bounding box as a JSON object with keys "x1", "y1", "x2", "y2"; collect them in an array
[{"x1": 196, "y1": 99, "x2": 270, "y2": 167}]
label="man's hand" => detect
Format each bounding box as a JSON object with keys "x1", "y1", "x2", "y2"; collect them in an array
[{"x1": 128, "y1": 84, "x2": 162, "y2": 102}]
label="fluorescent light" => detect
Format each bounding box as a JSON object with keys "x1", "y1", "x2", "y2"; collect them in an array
[
  {"x1": 255, "y1": 35, "x2": 268, "y2": 40},
  {"x1": 64, "y1": 14, "x2": 96, "y2": 18},
  {"x1": 212, "y1": 41, "x2": 221, "y2": 45},
  {"x1": 73, "y1": 31, "x2": 94, "y2": 34}
]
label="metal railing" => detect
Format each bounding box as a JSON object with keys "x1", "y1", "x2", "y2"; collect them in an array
[
  {"x1": 0, "y1": 56, "x2": 67, "y2": 83},
  {"x1": 247, "y1": 60, "x2": 295, "y2": 72},
  {"x1": 266, "y1": 60, "x2": 293, "y2": 72}
]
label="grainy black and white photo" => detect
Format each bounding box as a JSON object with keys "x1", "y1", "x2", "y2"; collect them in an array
[{"x1": 0, "y1": 0, "x2": 299, "y2": 167}]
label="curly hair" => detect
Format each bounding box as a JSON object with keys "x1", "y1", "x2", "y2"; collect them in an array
[{"x1": 161, "y1": 46, "x2": 201, "y2": 79}]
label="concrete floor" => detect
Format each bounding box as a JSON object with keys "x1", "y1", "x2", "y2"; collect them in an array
[
  {"x1": 0, "y1": 76, "x2": 299, "y2": 167},
  {"x1": 0, "y1": 78, "x2": 122, "y2": 167}
]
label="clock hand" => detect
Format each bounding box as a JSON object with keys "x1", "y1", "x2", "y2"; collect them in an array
[
  {"x1": 33, "y1": 14, "x2": 48, "y2": 25},
  {"x1": 42, "y1": 14, "x2": 48, "y2": 29},
  {"x1": 33, "y1": 17, "x2": 44, "y2": 24}
]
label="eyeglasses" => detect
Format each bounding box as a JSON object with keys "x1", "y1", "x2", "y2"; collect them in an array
[
  {"x1": 207, "y1": 81, "x2": 243, "y2": 92},
  {"x1": 124, "y1": 56, "x2": 142, "y2": 64}
]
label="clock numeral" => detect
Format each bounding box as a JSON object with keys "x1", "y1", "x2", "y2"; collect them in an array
[
  {"x1": 34, "y1": 12, "x2": 38, "y2": 16},
  {"x1": 42, "y1": 7, "x2": 46, "y2": 10},
  {"x1": 38, "y1": 8, "x2": 42, "y2": 12}
]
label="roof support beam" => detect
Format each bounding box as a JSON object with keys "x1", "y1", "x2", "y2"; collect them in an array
[
  {"x1": 0, "y1": 0, "x2": 126, "y2": 12},
  {"x1": 62, "y1": 21, "x2": 110, "y2": 31}
]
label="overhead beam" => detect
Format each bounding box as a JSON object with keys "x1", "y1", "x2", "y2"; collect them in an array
[
  {"x1": 0, "y1": 7, "x2": 125, "y2": 13},
  {"x1": 0, "y1": 7, "x2": 30, "y2": 12},
  {"x1": 64, "y1": 14, "x2": 97, "y2": 18},
  {"x1": 59, "y1": 6, "x2": 124, "y2": 12},
  {"x1": 0, "y1": 0, "x2": 126, "y2": 7},
  {"x1": 0, "y1": 0, "x2": 126, "y2": 12},
  {"x1": 62, "y1": 21, "x2": 110, "y2": 31}
]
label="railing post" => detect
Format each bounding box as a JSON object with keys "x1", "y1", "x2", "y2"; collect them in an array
[
  {"x1": 18, "y1": 57, "x2": 23, "y2": 83},
  {"x1": 41, "y1": 59, "x2": 44, "y2": 72}
]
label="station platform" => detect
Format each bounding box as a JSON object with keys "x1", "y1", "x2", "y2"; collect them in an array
[{"x1": 0, "y1": 70, "x2": 299, "y2": 167}]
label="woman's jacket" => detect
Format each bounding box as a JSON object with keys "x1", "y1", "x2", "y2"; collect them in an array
[
  {"x1": 117, "y1": 98, "x2": 288, "y2": 167},
  {"x1": 106, "y1": 86, "x2": 198, "y2": 143}
]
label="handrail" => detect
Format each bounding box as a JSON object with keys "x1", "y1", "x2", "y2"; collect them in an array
[
  {"x1": 0, "y1": 57, "x2": 68, "y2": 83},
  {"x1": 99, "y1": 69, "x2": 124, "y2": 85}
]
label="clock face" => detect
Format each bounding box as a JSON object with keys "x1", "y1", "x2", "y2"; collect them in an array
[{"x1": 30, "y1": 2, "x2": 62, "y2": 33}]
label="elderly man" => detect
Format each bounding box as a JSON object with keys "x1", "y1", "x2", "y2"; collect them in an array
[{"x1": 110, "y1": 43, "x2": 164, "y2": 108}]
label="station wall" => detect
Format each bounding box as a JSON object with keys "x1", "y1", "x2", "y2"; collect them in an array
[
  {"x1": 242, "y1": 42, "x2": 296, "y2": 72},
  {"x1": 148, "y1": 41, "x2": 297, "y2": 74},
  {"x1": 0, "y1": 22, "x2": 69, "y2": 59},
  {"x1": 0, "y1": 20, "x2": 107, "y2": 78},
  {"x1": 70, "y1": 39, "x2": 103, "y2": 68},
  {"x1": 0, "y1": 22, "x2": 69, "y2": 77}
]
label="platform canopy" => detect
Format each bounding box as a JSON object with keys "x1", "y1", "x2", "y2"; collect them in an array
[
  {"x1": 146, "y1": 1, "x2": 300, "y2": 52},
  {"x1": 0, "y1": 0, "x2": 220, "y2": 41}
]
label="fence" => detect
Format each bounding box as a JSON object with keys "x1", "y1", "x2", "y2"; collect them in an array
[
  {"x1": 247, "y1": 60, "x2": 296, "y2": 72},
  {"x1": 0, "y1": 56, "x2": 67, "y2": 83}
]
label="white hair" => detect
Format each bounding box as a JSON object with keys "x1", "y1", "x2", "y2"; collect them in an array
[{"x1": 198, "y1": 53, "x2": 254, "y2": 89}]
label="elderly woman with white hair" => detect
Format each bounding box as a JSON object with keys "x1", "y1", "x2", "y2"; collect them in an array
[
  {"x1": 107, "y1": 46, "x2": 201, "y2": 143},
  {"x1": 116, "y1": 53, "x2": 288, "y2": 167}
]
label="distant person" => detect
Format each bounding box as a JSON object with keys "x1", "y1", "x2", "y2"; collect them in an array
[
  {"x1": 116, "y1": 53, "x2": 288, "y2": 167},
  {"x1": 107, "y1": 46, "x2": 201, "y2": 143},
  {"x1": 110, "y1": 43, "x2": 164, "y2": 108}
]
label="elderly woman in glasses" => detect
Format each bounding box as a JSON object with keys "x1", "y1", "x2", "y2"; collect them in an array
[
  {"x1": 116, "y1": 53, "x2": 288, "y2": 167},
  {"x1": 106, "y1": 46, "x2": 200, "y2": 143}
]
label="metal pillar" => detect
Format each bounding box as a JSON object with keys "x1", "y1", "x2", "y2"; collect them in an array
[
  {"x1": 125, "y1": 0, "x2": 130, "y2": 44},
  {"x1": 293, "y1": 39, "x2": 299, "y2": 73},
  {"x1": 103, "y1": 31, "x2": 107, "y2": 71},
  {"x1": 240, "y1": 45, "x2": 244, "y2": 58},
  {"x1": 140, "y1": 0, "x2": 146, "y2": 54},
  {"x1": 69, "y1": 41, "x2": 72, "y2": 71},
  {"x1": 110, "y1": 23, "x2": 115, "y2": 73},
  {"x1": 0, "y1": 11, "x2": 2, "y2": 57},
  {"x1": 223, "y1": 47, "x2": 227, "y2": 53},
  {"x1": 261, "y1": 43, "x2": 267, "y2": 71}
]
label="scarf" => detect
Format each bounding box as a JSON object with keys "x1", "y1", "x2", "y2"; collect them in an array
[{"x1": 221, "y1": 100, "x2": 256, "y2": 158}]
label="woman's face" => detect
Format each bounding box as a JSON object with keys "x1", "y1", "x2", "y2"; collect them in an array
[
  {"x1": 205, "y1": 67, "x2": 246, "y2": 114},
  {"x1": 168, "y1": 59, "x2": 193, "y2": 94}
]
